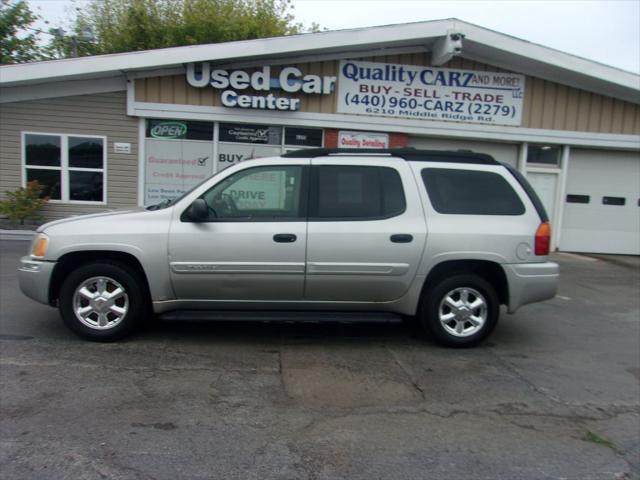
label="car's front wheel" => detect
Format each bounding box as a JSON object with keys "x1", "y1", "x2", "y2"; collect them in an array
[
  {"x1": 421, "y1": 274, "x2": 499, "y2": 348},
  {"x1": 59, "y1": 262, "x2": 148, "y2": 341}
]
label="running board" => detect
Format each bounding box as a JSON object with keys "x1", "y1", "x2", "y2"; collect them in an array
[{"x1": 157, "y1": 310, "x2": 403, "y2": 323}]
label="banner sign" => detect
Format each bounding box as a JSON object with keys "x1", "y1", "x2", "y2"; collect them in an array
[
  {"x1": 337, "y1": 60, "x2": 525, "y2": 126},
  {"x1": 219, "y1": 123, "x2": 282, "y2": 144},
  {"x1": 338, "y1": 131, "x2": 389, "y2": 149}
]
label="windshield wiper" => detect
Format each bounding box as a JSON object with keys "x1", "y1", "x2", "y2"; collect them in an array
[{"x1": 146, "y1": 198, "x2": 173, "y2": 211}]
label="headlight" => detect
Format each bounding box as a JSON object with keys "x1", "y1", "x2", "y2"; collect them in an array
[{"x1": 31, "y1": 233, "x2": 49, "y2": 258}]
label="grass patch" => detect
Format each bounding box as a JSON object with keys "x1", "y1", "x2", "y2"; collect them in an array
[{"x1": 583, "y1": 430, "x2": 617, "y2": 451}]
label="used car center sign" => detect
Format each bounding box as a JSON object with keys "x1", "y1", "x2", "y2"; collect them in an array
[
  {"x1": 186, "y1": 63, "x2": 335, "y2": 111},
  {"x1": 337, "y1": 60, "x2": 525, "y2": 126}
]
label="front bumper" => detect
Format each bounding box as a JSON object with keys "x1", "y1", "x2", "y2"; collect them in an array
[
  {"x1": 18, "y1": 256, "x2": 56, "y2": 305},
  {"x1": 503, "y1": 261, "x2": 559, "y2": 313}
]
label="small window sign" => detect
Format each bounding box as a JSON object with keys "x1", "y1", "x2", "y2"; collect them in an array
[{"x1": 113, "y1": 142, "x2": 131, "y2": 154}]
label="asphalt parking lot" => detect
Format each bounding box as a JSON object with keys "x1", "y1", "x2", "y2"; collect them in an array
[{"x1": 1, "y1": 239, "x2": 639, "y2": 480}]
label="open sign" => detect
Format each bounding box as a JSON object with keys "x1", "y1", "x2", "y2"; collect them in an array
[{"x1": 150, "y1": 121, "x2": 187, "y2": 139}]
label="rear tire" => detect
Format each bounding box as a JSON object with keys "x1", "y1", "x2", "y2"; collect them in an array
[
  {"x1": 420, "y1": 274, "x2": 499, "y2": 348},
  {"x1": 59, "y1": 261, "x2": 148, "y2": 341}
]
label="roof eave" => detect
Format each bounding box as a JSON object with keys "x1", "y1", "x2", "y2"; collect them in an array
[{"x1": 0, "y1": 18, "x2": 637, "y2": 103}]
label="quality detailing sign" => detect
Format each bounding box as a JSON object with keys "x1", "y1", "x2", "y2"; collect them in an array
[
  {"x1": 186, "y1": 63, "x2": 336, "y2": 111},
  {"x1": 337, "y1": 60, "x2": 525, "y2": 126}
]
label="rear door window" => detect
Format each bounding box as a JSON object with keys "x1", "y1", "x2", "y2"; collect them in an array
[
  {"x1": 421, "y1": 168, "x2": 525, "y2": 215},
  {"x1": 310, "y1": 166, "x2": 406, "y2": 220}
]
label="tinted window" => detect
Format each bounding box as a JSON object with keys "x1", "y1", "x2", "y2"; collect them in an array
[
  {"x1": 284, "y1": 127, "x2": 323, "y2": 147},
  {"x1": 69, "y1": 137, "x2": 103, "y2": 169},
  {"x1": 146, "y1": 119, "x2": 213, "y2": 140},
  {"x1": 310, "y1": 166, "x2": 405, "y2": 220},
  {"x1": 26, "y1": 168, "x2": 61, "y2": 200},
  {"x1": 422, "y1": 168, "x2": 525, "y2": 215},
  {"x1": 25, "y1": 134, "x2": 60, "y2": 167},
  {"x1": 70, "y1": 171, "x2": 103, "y2": 201},
  {"x1": 200, "y1": 166, "x2": 303, "y2": 220}
]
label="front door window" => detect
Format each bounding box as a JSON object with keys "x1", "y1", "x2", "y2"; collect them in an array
[{"x1": 201, "y1": 165, "x2": 304, "y2": 220}]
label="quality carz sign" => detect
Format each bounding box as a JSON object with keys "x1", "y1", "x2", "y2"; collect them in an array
[{"x1": 337, "y1": 60, "x2": 525, "y2": 126}]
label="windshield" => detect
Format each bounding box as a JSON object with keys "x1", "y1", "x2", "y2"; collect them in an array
[{"x1": 145, "y1": 169, "x2": 228, "y2": 211}]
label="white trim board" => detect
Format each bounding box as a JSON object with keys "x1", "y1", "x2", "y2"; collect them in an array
[
  {"x1": 131, "y1": 101, "x2": 640, "y2": 150},
  {"x1": 0, "y1": 76, "x2": 126, "y2": 103}
]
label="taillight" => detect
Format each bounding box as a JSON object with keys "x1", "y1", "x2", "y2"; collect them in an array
[{"x1": 535, "y1": 222, "x2": 551, "y2": 256}]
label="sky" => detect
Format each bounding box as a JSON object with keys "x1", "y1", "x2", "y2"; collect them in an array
[{"x1": 26, "y1": 0, "x2": 640, "y2": 73}]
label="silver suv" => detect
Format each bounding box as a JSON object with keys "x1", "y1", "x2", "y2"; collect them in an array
[{"x1": 18, "y1": 148, "x2": 559, "y2": 347}]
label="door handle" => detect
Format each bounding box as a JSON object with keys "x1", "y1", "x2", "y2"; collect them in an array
[
  {"x1": 390, "y1": 234, "x2": 413, "y2": 243},
  {"x1": 273, "y1": 233, "x2": 297, "y2": 243}
]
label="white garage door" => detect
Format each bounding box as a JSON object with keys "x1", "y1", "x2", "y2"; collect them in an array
[
  {"x1": 407, "y1": 137, "x2": 519, "y2": 167},
  {"x1": 560, "y1": 149, "x2": 640, "y2": 255}
]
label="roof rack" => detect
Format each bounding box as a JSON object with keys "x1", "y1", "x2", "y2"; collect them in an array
[{"x1": 282, "y1": 148, "x2": 499, "y2": 165}]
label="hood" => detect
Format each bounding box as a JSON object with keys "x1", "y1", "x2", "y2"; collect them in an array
[{"x1": 37, "y1": 207, "x2": 146, "y2": 233}]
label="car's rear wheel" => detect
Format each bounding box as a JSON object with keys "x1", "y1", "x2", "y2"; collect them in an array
[
  {"x1": 59, "y1": 262, "x2": 147, "y2": 341},
  {"x1": 421, "y1": 274, "x2": 499, "y2": 348}
]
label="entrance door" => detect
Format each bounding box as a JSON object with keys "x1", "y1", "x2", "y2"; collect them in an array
[
  {"x1": 168, "y1": 161, "x2": 309, "y2": 301},
  {"x1": 304, "y1": 157, "x2": 426, "y2": 302}
]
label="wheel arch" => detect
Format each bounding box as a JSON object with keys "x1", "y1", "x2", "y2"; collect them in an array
[
  {"x1": 49, "y1": 250, "x2": 151, "y2": 307},
  {"x1": 419, "y1": 259, "x2": 509, "y2": 308}
]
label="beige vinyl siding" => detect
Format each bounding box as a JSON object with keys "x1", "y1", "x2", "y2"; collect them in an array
[
  {"x1": 0, "y1": 91, "x2": 138, "y2": 221},
  {"x1": 135, "y1": 55, "x2": 639, "y2": 135}
]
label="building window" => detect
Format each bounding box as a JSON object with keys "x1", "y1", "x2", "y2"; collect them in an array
[
  {"x1": 566, "y1": 194, "x2": 590, "y2": 204},
  {"x1": 602, "y1": 196, "x2": 626, "y2": 206},
  {"x1": 146, "y1": 119, "x2": 213, "y2": 140},
  {"x1": 24, "y1": 133, "x2": 106, "y2": 203},
  {"x1": 284, "y1": 127, "x2": 323, "y2": 147},
  {"x1": 527, "y1": 145, "x2": 561, "y2": 166}
]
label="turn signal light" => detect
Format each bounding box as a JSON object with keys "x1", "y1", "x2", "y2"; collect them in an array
[
  {"x1": 535, "y1": 222, "x2": 551, "y2": 256},
  {"x1": 32, "y1": 235, "x2": 49, "y2": 258}
]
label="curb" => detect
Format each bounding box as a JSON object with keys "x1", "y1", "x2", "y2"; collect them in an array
[{"x1": 0, "y1": 230, "x2": 36, "y2": 241}]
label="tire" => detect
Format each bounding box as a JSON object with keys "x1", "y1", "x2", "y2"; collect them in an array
[
  {"x1": 59, "y1": 261, "x2": 148, "y2": 341},
  {"x1": 420, "y1": 274, "x2": 499, "y2": 348}
]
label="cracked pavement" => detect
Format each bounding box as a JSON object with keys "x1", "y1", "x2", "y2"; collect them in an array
[{"x1": 1, "y1": 240, "x2": 639, "y2": 479}]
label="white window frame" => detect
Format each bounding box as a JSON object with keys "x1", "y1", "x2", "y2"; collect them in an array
[{"x1": 22, "y1": 131, "x2": 108, "y2": 205}]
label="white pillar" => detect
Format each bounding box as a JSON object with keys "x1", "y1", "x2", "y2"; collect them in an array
[
  {"x1": 553, "y1": 145, "x2": 571, "y2": 251},
  {"x1": 518, "y1": 142, "x2": 528, "y2": 173}
]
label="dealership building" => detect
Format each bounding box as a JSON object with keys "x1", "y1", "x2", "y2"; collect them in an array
[{"x1": 1, "y1": 19, "x2": 639, "y2": 254}]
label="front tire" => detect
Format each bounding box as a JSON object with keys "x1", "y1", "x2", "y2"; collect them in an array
[
  {"x1": 59, "y1": 262, "x2": 148, "y2": 341},
  {"x1": 420, "y1": 274, "x2": 499, "y2": 348}
]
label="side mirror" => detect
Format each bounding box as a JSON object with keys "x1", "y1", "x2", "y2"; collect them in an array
[{"x1": 186, "y1": 199, "x2": 208, "y2": 222}]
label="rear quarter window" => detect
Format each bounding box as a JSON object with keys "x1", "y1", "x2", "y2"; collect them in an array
[{"x1": 421, "y1": 168, "x2": 525, "y2": 215}]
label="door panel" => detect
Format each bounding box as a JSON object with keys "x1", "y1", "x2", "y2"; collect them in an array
[
  {"x1": 304, "y1": 158, "x2": 426, "y2": 302},
  {"x1": 560, "y1": 149, "x2": 640, "y2": 254},
  {"x1": 169, "y1": 162, "x2": 309, "y2": 300}
]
